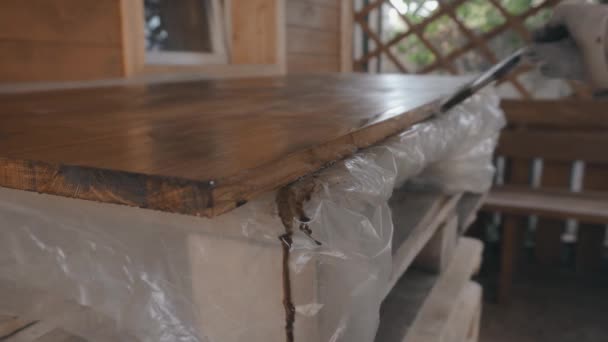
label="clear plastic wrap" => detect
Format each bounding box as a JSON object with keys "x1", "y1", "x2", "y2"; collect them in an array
[{"x1": 0, "y1": 88, "x2": 504, "y2": 342}]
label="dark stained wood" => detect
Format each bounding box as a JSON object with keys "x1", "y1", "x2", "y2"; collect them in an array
[
  {"x1": 496, "y1": 156, "x2": 529, "y2": 304},
  {"x1": 576, "y1": 225, "x2": 605, "y2": 274},
  {"x1": 535, "y1": 161, "x2": 571, "y2": 267},
  {"x1": 0, "y1": 74, "x2": 466, "y2": 217},
  {"x1": 502, "y1": 100, "x2": 608, "y2": 129},
  {"x1": 578, "y1": 162, "x2": 608, "y2": 274},
  {"x1": 497, "y1": 131, "x2": 608, "y2": 164},
  {"x1": 497, "y1": 216, "x2": 520, "y2": 304},
  {"x1": 492, "y1": 98, "x2": 608, "y2": 303}
]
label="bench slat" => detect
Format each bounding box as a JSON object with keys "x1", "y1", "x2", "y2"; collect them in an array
[
  {"x1": 497, "y1": 131, "x2": 608, "y2": 164},
  {"x1": 484, "y1": 186, "x2": 608, "y2": 224},
  {"x1": 502, "y1": 100, "x2": 608, "y2": 129}
]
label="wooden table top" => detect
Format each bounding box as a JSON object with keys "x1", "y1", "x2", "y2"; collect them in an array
[{"x1": 0, "y1": 74, "x2": 467, "y2": 217}]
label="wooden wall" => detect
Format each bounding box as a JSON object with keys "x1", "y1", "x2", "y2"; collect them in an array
[
  {"x1": 0, "y1": 0, "x2": 126, "y2": 83},
  {"x1": 0, "y1": 0, "x2": 349, "y2": 82},
  {"x1": 286, "y1": 0, "x2": 343, "y2": 73}
]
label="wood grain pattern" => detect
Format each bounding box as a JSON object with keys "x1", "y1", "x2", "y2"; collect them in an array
[
  {"x1": 286, "y1": 1, "x2": 339, "y2": 31},
  {"x1": 231, "y1": 0, "x2": 279, "y2": 65},
  {"x1": 286, "y1": 0, "x2": 342, "y2": 73},
  {"x1": 0, "y1": 41, "x2": 123, "y2": 83},
  {"x1": 0, "y1": 0, "x2": 122, "y2": 45},
  {"x1": 287, "y1": 27, "x2": 340, "y2": 55},
  {"x1": 0, "y1": 74, "x2": 466, "y2": 217},
  {"x1": 0, "y1": 0, "x2": 125, "y2": 82}
]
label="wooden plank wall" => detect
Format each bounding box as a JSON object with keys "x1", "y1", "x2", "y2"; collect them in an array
[
  {"x1": 286, "y1": 0, "x2": 342, "y2": 73},
  {"x1": 231, "y1": 0, "x2": 283, "y2": 67},
  {"x1": 0, "y1": 0, "x2": 126, "y2": 82}
]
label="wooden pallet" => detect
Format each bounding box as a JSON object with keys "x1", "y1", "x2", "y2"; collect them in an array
[
  {"x1": 379, "y1": 188, "x2": 485, "y2": 342},
  {"x1": 0, "y1": 189, "x2": 486, "y2": 342}
]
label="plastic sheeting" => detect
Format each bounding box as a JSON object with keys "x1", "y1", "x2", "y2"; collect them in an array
[{"x1": 0, "y1": 88, "x2": 504, "y2": 342}]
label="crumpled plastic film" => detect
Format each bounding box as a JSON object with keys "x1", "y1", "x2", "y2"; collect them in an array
[{"x1": 0, "y1": 88, "x2": 504, "y2": 342}]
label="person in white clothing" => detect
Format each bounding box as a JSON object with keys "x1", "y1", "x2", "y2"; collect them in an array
[{"x1": 527, "y1": 2, "x2": 608, "y2": 91}]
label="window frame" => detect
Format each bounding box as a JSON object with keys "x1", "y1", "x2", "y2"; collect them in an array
[{"x1": 144, "y1": 0, "x2": 229, "y2": 66}]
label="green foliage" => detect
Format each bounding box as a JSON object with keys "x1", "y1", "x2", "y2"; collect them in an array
[
  {"x1": 500, "y1": 0, "x2": 533, "y2": 15},
  {"x1": 456, "y1": 0, "x2": 505, "y2": 33},
  {"x1": 385, "y1": 0, "x2": 553, "y2": 72}
]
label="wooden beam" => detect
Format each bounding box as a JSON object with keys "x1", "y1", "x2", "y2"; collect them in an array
[{"x1": 502, "y1": 100, "x2": 608, "y2": 129}]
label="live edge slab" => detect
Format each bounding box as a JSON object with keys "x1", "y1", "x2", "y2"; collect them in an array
[{"x1": 0, "y1": 74, "x2": 467, "y2": 217}]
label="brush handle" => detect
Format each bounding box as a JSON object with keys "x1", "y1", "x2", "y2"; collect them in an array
[{"x1": 439, "y1": 48, "x2": 526, "y2": 113}]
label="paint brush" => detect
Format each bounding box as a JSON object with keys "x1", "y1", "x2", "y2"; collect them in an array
[{"x1": 438, "y1": 48, "x2": 527, "y2": 114}]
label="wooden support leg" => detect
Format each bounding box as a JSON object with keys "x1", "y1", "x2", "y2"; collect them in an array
[
  {"x1": 576, "y1": 225, "x2": 606, "y2": 274},
  {"x1": 535, "y1": 220, "x2": 563, "y2": 266},
  {"x1": 498, "y1": 216, "x2": 521, "y2": 304}
]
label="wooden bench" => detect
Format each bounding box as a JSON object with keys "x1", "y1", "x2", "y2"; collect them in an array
[{"x1": 483, "y1": 99, "x2": 608, "y2": 303}]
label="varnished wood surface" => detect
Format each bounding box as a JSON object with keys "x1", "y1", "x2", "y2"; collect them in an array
[{"x1": 0, "y1": 74, "x2": 466, "y2": 216}]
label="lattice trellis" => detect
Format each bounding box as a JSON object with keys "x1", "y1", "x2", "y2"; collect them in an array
[{"x1": 353, "y1": 0, "x2": 590, "y2": 99}]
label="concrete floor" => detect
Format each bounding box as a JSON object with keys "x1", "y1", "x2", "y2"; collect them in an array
[{"x1": 480, "y1": 268, "x2": 608, "y2": 342}]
